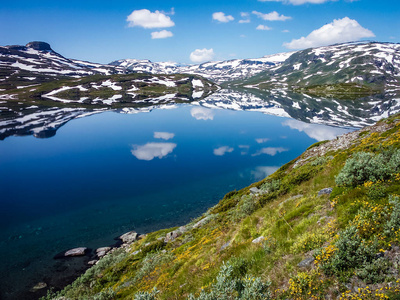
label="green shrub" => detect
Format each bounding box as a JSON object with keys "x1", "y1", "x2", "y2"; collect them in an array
[
  {"x1": 384, "y1": 195, "x2": 400, "y2": 238},
  {"x1": 318, "y1": 226, "x2": 378, "y2": 279},
  {"x1": 260, "y1": 179, "x2": 281, "y2": 193},
  {"x1": 336, "y1": 149, "x2": 400, "y2": 187},
  {"x1": 188, "y1": 261, "x2": 271, "y2": 300},
  {"x1": 355, "y1": 257, "x2": 390, "y2": 284},
  {"x1": 134, "y1": 288, "x2": 159, "y2": 300}
]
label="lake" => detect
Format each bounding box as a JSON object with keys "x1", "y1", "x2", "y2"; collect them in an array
[{"x1": 0, "y1": 103, "x2": 351, "y2": 299}]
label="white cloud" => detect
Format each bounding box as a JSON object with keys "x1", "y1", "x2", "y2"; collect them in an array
[
  {"x1": 252, "y1": 11, "x2": 291, "y2": 21},
  {"x1": 252, "y1": 147, "x2": 288, "y2": 156},
  {"x1": 213, "y1": 146, "x2": 234, "y2": 156},
  {"x1": 256, "y1": 25, "x2": 272, "y2": 30},
  {"x1": 154, "y1": 131, "x2": 175, "y2": 140},
  {"x1": 258, "y1": 0, "x2": 333, "y2": 4},
  {"x1": 127, "y1": 9, "x2": 175, "y2": 28},
  {"x1": 151, "y1": 30, "x2": 173, "y2": 39},
  {"x1": 239, "y1": 19, "x2": 251, "y2": 24},
  {"x1": 282, "y1": 119, "x2": 350, "y2": 141},
  {"x1": 240, "y1": 34, "x2": 247, "y2": 38},
  {"x1": 256, "y1": 138, "x2": 270, "y2": 143},
  {"x1": 131, "y1": 142, "x2": 177, "y2": 160},
  {"x1": 190, "y1": 48, "x2": 215, "y2": 63},
  {"x1": 212, "y1": 12, "x2": 234, "y2": 23},
  {"x1": 283, "y1": 17, "x2": 375, "y2": 49},
  {"x1": 282, "y1": 29, "x2": 290, "y2": 33},
  {"x1": 241, "y1": 12, "x2": 250, "y2": 18},
  {"x1": 190, "y1": 107, "x2": 215, "y2": 120},
  {"x1": 251, "y1": 166, "x2": 280, "y2": 180}
]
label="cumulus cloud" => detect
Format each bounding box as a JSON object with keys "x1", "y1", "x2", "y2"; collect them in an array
[
  {"x1": 258, "y1": 0, "x2": 332, "y2": 4},
  {"x1": 154, "y1": 131, "x2": 175, "y2": 140},
  {"x1": 282, "y1": 119, "x2": 350, "y2": 141},
  {"x1": 252, "y1": 11, "x2": 291, "y2": 21},
  {"x1": 127, "y1": 9, "x2": 175, "y2": 28},
  {"x1": 151, "y1": 30, "x2": 173, "y2": 39},
  {"x1": 256, "y1": 25, "x2": 272, "y2": 30},
  {"x1": 190, "y1": 48, "x2": 215, "y2": 63},
  {"x1": 213, "y1": 146, "x2": 234, "y2": 156},
  {"x1": 239, "y1": 12, "x2": 251, "y2": 23},
  {"x1": 283, "y1": 17, "x2": 375, "y2": 49},
  {"x1": 131, "y1": 142, "x2": 177, "y2": 160},
  {"x1": 190, "y1": 107, "x2": 215, "y2": 120},
  {"x1": 212, "y1": 12, "x2": 234, "y2": 23},
  {"x1": 252, "y1": 147, "x2": 288, "y2": 156}
]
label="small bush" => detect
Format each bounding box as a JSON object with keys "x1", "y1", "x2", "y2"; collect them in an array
[
  {"x1": 288, "y1": 270, "x2": 326, "y2": 300},
  {"x1": 384, "y1": 195, "x2": 400, "y2": 238},
  {"x1": 356, "y1": 257, "x2": 390, "y2": 284},
  {"x1": 336, "y1": 149, "x2": 400, "y2": 187},
  {"x1": 260, "y1": 179, "x2": 281, "y2": 193},
  {"x1": 291, "y1": 231, "x2": 327, "y2": 254},
  {"x1": 134, "y1": 288, "x2": 159, "y2": 300},
  {"x1": 188, "y1": 261, "x2": 272, "y2": 300}
]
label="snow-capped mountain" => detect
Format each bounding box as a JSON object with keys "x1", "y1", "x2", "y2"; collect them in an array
[
  {"x1": 238, "y1": 42, "x2": 400, "y2": 96},
  {"x1": 110, "y1": 52, "x2": 294, "y2": 84}
]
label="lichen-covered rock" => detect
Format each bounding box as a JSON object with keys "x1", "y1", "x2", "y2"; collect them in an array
[
  {"x1": 119, "y1": 231, "x2": 139, "y2": 244},
  {"x1": 164, "y1": 226, "x2": 187, "y2": 243},
  {"x1": 96, "y1": 247, "x2": 112, "y2": 258},
  {"x1": 318, "y1": 187, "x2": 333, "y2": 196}
]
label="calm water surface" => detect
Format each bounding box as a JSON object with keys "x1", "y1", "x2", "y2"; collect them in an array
[{"x1": 0, "y1": 104, "x2": 351, "y2": 298}]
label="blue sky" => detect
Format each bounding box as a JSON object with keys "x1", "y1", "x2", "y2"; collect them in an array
[{"x1": 0, "y1": 0, "x2": 399, "y2": 64}]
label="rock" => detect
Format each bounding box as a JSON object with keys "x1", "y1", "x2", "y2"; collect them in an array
[
  {"x1": 132, "y1": 250, "x2": 141, "y2": 256},
  {"x1": 250, "y1": 187, "x2": 261, "y2": 195},
  {"x1": 297, "y1": 257, "x2": 315, "y2": 268},
  {"x1": 221, "y1": 241, "x2": 230, "y2": 251},
  {"x1": 30, "y1": 282, "x2": 47, "y2": 292},
  {"x1": 64, "y1": 247, "x2": 87, "y2": 257},
  {"x1": 318, "y1": 188, "x2": 333, "y2": 196},
  {"x1": 252, "y1": 236, "x2": 266, "y2": 244},
  {"x1": 96, "y1": 247, "x2": 112, "y2": 258},
  {"x1": 193, "y1": 216, "x2": 212, "y2": 229},
  {"x1": 164, "y1": 226, "x2": 187, "y2": 243},
  {"x1": 88, "y1": 260, "x2": 98, "y2": 265},
  {"x1": 119, "y1": 231, "x2": 139, "y2": 244},
  {"x1": 26, "y1": 41, "x2": 52, "y2": 51}
]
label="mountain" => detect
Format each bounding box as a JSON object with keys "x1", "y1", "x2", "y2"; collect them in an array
[
  {"x1": 0, "y1": 41, "x2": 129, "y2": 91},
  {"x1": 110, "y1": 52, "x2": 294, "y2": 84},
  {"x1": 236, "y1": 42, "x2": 400, "y2": 99}
]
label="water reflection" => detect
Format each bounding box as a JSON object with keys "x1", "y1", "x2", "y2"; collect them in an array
[
  {"x1": 154, "y1": 131, "x2": 175, "y2": 140},
  {"x1": 1, "y1": 88, "x2": 398, "y2": 140},
  {"x1": 251, "y1": 166, "x2": 280, "y2": 180},
  {"x1": 213, "y1": 146, "x2": 234, "y2": 156},
  {"x1": 131, "y1": 142, "x2": 177, "y2": 161},
  {"x1": 282, "y1": 119, "x2": 350, "y2": 141},
  {"x1": 190, "y1": 106, "x2": 215, "y2": 120},
  {"x1": 252, "y1": 147, "x2": 289, "y2": 157}
]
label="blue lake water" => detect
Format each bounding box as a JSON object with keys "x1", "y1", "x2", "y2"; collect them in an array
[{"x1": 0, "y1": 104, "x2": 351, "y2": 298}]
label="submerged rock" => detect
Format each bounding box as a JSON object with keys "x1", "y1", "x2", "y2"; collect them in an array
[
  {"x1": 30, "y1": 282, "x2": 47, "y2": 292},
  {"x1": 64, "y1": 247, "x2": 87, "y2": 257}
]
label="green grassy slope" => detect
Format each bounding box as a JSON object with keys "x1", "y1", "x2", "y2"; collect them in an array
[{"x1": 44, "y1": 114, "x2": 400, "y2": 300}]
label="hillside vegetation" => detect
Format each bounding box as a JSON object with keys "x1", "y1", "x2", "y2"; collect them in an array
[{"x1": 42, "y1": 114, "x2": 400, "y2": 300}]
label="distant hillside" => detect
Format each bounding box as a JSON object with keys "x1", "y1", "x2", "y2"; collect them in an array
[{"x1": 235, "y1": 42, "x2": 400, "y2": 100}]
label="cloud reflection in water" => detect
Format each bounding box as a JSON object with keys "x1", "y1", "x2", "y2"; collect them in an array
[{"x1": 131, "y1": 143, "x2": 177, "y2": 161}]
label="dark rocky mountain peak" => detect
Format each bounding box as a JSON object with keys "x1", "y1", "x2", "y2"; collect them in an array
[{"x1": 26, "y1": 41, "x2": 53, "y2": 51}]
